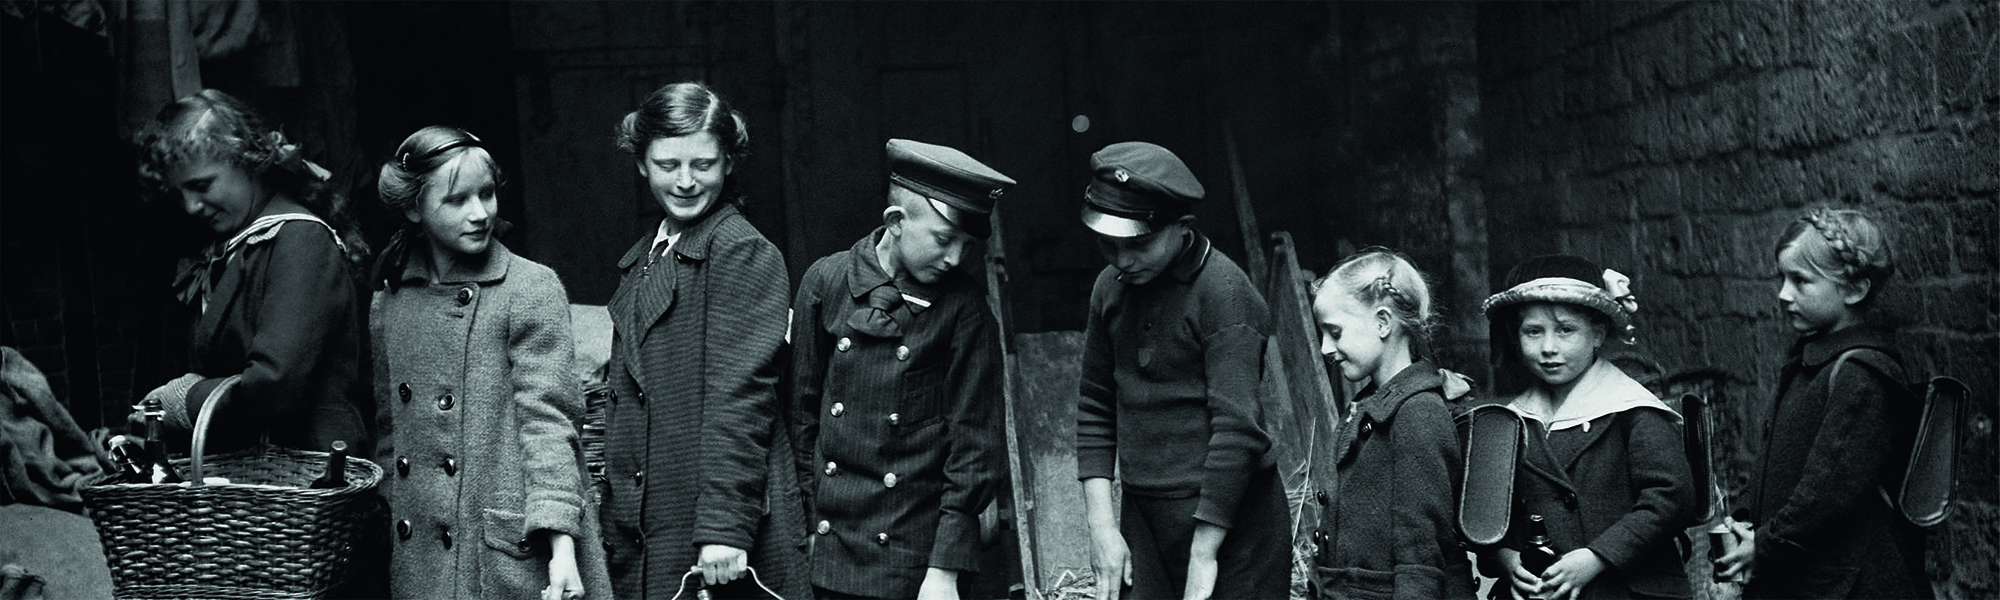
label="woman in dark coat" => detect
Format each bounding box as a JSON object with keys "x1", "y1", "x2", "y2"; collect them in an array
[
  {"x1": 370, "y1": 126, "x2": 611, "y2": 600},
  {"x1": 598, "y1": 82, "x2": 809, "y2": 599},
  {"x1": 134, "y1": 89, "x2": 371, "y2": 455},
  {"x1": 1481, "y1": 255, "x2": 1695, "y2": 600}
]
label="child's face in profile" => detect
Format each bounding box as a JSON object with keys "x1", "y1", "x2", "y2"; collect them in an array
[
  {"x1": 1776, "y1": 245, "x2": 1864, "y2": 335},
  {"x1": 1314, "y1": 288, "x2": 1385, "y2": 383},
  {"x1": 887, "y1": 196, "x2": 972, "y2": 284}
]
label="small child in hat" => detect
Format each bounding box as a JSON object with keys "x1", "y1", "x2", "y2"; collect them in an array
[{"x1": 1480, "y1": 254, "x2": 1694, "y2": 600}]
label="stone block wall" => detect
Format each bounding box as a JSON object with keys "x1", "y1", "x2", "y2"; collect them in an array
[{"x1": 1478, "y1": 1, "x2": 1997, "y2": 596}]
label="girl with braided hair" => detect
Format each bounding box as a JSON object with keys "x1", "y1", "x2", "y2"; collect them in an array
[
  {"x1": 1717, "y1": 208, "x2": 1927, "y2": 599},
  {"x1": 132, "y1": 88, "x2": 371, "y2": 456}
]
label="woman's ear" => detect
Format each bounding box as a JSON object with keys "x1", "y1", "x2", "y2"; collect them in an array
[
  {"x1": 1374, "y1": 306, "x2": 1395, "y2": 340},
  {"x1": 634, "y1": 158, "x2": 648, "y2": 179},
  {"x1": 723, "y1": 156, "x2": 735, "y2": 176}
]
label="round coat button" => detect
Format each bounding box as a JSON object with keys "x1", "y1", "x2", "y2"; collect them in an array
[
  {"x1": 896, "y1": 346, "x2": 910, "y2": 361},
  {"x1": 396, "y1": 457, "x2": 410, "y2": 477},
  {"x1": 888, "y1": 413, "x2": 901, "y2": 426},
  {"x1": 455, "y1": 287, "x2": 474, "y2": 306},
  {"x1": 825, "y1": 462, "x2": 839, "y2": 476},
  {"x1": 816, "y1": 520, "x2": 831, "y2": 535},
  {"x1": 1359, "y1": 421, "x2": 1372, "y2": 436},
  {"x1": 875, "y1": 533, "x2": 889, "y2": 545},
  {"x1": 397, "y1": 383, "x2": 412, "y2": 402},
  {"x1": 837, "y1": 338, "x2": 852, "y2": 352},
  {"x1": 517, "y1": 538, "x2": 533, "y2": 553},
  {"x1": 437, "y1": 393, "x2": 455, "y2": 411},
  {"x1": 632, "y1": 471, "x2": 645, "y2": 486},
  {"x1": 1564, "y1": 493, "x2": 1579, "y2": 509},
  {"x1": 883, "y1": 473, "x2": 898, "y2": 488},
  {"x1": 1316, "y1": 491, "x2": 1329, "y2": 507},
  {"x1": 443, "y1": 458, "x2": 458, "y2": 476},
  {"x1": 831, "y1": 403, "x2": 845, "y2": 417},
  {"x1": 395, "y1": 519, "x2": 412, "y2": 540},
  {"x1": 440, "y1": 525, "x2": 453, "y2": 549}
]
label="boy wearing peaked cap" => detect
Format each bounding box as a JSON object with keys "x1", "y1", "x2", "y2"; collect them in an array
[
  {"x1": 1075, "y1": 142, "x2": 1290, "y2": 600},
  {"x1": 790, "y1": 139, "x2": 1010, "y2": 600}
]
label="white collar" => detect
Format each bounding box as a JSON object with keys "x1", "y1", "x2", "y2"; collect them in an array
[
  {"x1": 652, "y1": 219, "x2": 683, "y2": 253},
  {"x1": 1510, "y1": 359, "x2": 1675, "y2": 431}
]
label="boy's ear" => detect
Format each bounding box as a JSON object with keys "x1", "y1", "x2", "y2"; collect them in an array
[
  {"x1": 404, "y1": 207, "x2": 422, "y2": 225},
  {"x1": 1840, "y1": 277, "x2": 1873, "y2": 307},
  {"x1": 882, "y1": 205, "x2": 906, "y2": 229}
]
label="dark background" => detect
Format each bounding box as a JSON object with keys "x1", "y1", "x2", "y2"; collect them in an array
[{"x1": 3, "y1": 1, "x2": 1993, "y2": 597}]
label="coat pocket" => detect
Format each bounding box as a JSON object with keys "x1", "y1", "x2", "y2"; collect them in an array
[
  {"x1": 480, "y1": 508, "x2": 544, "y2": 596},
  {"x1": 896, "y1": 360, "x2": 948, "y2": 430}
]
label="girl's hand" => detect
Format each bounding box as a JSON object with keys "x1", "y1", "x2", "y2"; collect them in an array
[
  {"x1": 1495, "y1": 547, "x2": 1541, "y2": 600},
  {"x1": 1535, "y1": 549, "x2": 1606, "y2": 600},
  {"x1": 1088, "y1": 525, "x2": 1132, "y2": 600},
  {"x1": 695, "y1": 544, "x2": 749, "y2": 586},
  {"x1": 541, "y1": 533, "x2": 584, "y2": 600},
  {"x1": 1715, "y1": 517, "x2": 1756, "y2": 580}
]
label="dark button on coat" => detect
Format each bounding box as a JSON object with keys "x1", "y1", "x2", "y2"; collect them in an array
[
  {"x1": 1313, "y1": 361, "x2": 1476, "y2": 600},
  {"x1": 599, "y1": 205, "x2": 809, "y2": 599},
  {"x1": 371, "y1": 239, "x2": 610, "y2": 599},
  {"x1": 790, "y1": 230, "x2": 1002, "y2": 597}
]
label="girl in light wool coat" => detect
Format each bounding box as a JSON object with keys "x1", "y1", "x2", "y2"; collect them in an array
[{"x1": 370, "y1": 126, "x2": 609, "y2": 600}]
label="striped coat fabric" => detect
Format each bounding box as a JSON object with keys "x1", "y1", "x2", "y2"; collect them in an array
[{"x1": 599, "y1": 204, "x2": 810, "y2": 599}]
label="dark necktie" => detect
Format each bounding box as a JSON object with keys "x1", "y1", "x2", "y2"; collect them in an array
[{"x1": 847, "y1": 283, "x2": 909, "y2": 338}]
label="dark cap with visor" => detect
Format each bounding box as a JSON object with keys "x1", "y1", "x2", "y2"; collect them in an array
[{"x1": 1080, "y1": 141, "x2": 1205, "y2": 238}]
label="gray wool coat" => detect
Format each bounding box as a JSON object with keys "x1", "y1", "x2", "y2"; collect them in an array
[
  {"x1": 371, "y1": 238, "x2": 611, "y2": 600},
  {"x1": 600, "y1": 204, "x2": 811, "y2": 599}
]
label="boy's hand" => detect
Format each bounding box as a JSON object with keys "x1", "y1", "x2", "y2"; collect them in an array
[
  {"x1": 1089, "y1": 525, "x2": 1131, "y2": 600},
  {"x1": 916, "y1": 567, "x2": 960, "y2": 600},
  {"x1": 1181, "y1": 522, "x2": 1223, "y2": 600}
]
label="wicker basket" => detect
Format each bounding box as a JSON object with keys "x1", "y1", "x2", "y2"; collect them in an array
[{"x1": 81, "y1": 396, "x2": 383, "y2": 600}]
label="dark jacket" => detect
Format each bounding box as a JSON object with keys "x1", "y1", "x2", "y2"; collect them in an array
[
  {"x1": 1742, "y1": 326, "x2": 1924, "y2": 600},
  {"x1": 370, "y1": 238, "x2": 611, "y2": 599},
  {"x1": 1501, "y1": 361, "x2": 1696, "y2": 599},
  {"x1": 790, "y1": 230, "x2": 1003, "y2": 597},
  {"x1": 1314, "y1": 361, "x2": 1476, "y2": 600},
  {"x1": 164, "y1": 202, "x2": 369, "y2": 454},
  {"x1": 599, "y1": 205, "x2": 810, "y2": 599}
]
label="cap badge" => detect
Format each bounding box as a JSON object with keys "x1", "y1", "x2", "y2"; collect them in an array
[
  {"x1": 1114, "y1": 170, "x2": 1129, "y2": 183},
  {"x1": 989, "y1": 188, "x2": 1004, "y2": 200}
]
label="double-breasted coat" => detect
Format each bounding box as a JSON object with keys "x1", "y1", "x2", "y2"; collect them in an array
[
  {"x1": 1497, "y1": 359, "x2": 1695, "y2": 600},
  {"x1": 790, "y1": 230, "x2": 1002, "y2": 597},
  {"x1": 370, "y1": 237, "x2": 610, "y2": 599},
  {"x1": 600, "y1": 204, "x2": 810, "y2": 599},
  {"x1": 161, "y1": 200, "x2": 369, "y2": 454},
  {"x1": 1742, "y1": 326, "x2": 1924, "y2": 600},
  {"x1": 1313, "y1": 361, "x2": 1476, "y2": 600}
]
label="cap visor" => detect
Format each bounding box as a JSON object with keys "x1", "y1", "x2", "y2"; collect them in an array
[
  {"x1": 927, "y1": 197, "x2": 990, "y2": 239},
  {"x1": 1081, "y1": 206, "x2": 1154, "y2": 238}
]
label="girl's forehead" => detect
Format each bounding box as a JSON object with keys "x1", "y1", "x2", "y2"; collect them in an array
[
  {"x1": 423, "y1": 151, "x2": 496, "y2": 195},
  {"x1": 1518, "y1": 302, "x2": 1591, "y2": 322}
]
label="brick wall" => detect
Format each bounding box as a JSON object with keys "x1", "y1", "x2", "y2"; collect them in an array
[{"x1": 1478, "y1": 1, "x2": 1998, "y2": 597}]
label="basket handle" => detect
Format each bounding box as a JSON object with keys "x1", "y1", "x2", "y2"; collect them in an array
[{"x1": 187, "y1": 375, "x2": 253, "y2": 486}]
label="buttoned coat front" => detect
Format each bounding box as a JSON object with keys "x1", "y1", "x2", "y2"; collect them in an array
[
  {"x1": 600, "y1": 204, "x2": 810, "y2": 599},
  {"x1": 1500, "y1": 363, "x2": 1695, "y2": 600},
  {"x1": 790, "y1": 230, "x2": 1003, "y2": 597},
  {"x1": 1313, "y1": 362, "x2": 1476, "y2": 600},
  {"x1": 370, "y1": 239, "x2": 610, "y2": 600}
]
